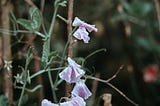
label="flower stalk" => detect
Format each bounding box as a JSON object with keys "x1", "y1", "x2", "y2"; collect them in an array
[{"x1": 66, "y1": 0, "x2": 74, "y2": 97}]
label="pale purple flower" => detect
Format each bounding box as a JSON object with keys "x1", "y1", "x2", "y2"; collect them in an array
[
  {"x1": 59, "y1": 57, "x2": 85, "y2": 83},
  {"x1": 60, "y1": 96, "x2": 86, "y2": 106},
  {"x1": 41, "y1": 99, "x2": 59, "y2": 106},
  {"x1": 70, "y1": 96, "x2": 86, "y2": 106},
  {"x1": 71, "y1": 80, "x2": 92, "y2": 99},
  {"x1": 72, "y1": 17, "x2": 98, "y2": 43}
]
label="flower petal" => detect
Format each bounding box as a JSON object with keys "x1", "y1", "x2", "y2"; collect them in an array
[
  {"x1": 73, "y1": 27, "x2": 90, "y2": 43},
  {"x1": 41, "y1": 99, "x2": 59, "y2": 106},
  {"x1": 72, "y1": 17, "x2": 97, "y2": 32},
  {"x1": 71, "y1": 80, "x2": 92, "y2": 99},
  {"x1": 83, "y1": 24, "x2": 98, "y2": 32},
  {"x1": 70, "y1": 96, "x2": 86, "y2": 106},
  {"x1": 72, "y1": 17, "x2": 84, "y2": 27},
  {"x1": 68, "y1": 57, "x2": 81, "y2": 68},
  {"x1": 60, "y1": 96, "x2": 86, "y2": 106},
  {"x1": 60, "y1": 101, "x2": 71, "y2": 106},
  {"x1": 59, "y1": 57, "x2": 85, "y2": 83}
]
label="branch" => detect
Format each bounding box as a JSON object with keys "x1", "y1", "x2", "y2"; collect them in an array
[
  {"x1": 66, "y1": 0, "x2": 74, "y2": 97},
  {"x1": 85, "y1": 65, "x2": 138, "y2": 106},
  {"x1": 107, "y1": 83, "x2": 138, "y2": 106}
]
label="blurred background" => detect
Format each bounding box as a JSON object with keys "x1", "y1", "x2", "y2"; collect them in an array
[{"x1": 0, "y1": 0, "x2": 160, "y2": 106}]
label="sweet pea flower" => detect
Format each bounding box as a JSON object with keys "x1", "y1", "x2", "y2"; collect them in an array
[
  {"x1": 41, "y1": 99, "x2": 59, "y2": 106},
  {"x1": 71, "y1": 80, "x2": 92, "y2": 99},
  {"x1": 72, "y1": 17, "x2": 98, "y2": 43},
  {"x1": 59, "y1": 57, "x2": 85, "y2": 83},
  {"x1": 60, "y1": 96, "x2": 86, "y2": 106}
]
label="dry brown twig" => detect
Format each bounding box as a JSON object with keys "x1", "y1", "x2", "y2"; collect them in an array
[{"x1": 85, "y1": 65, "x2": 138, "y2": 106}]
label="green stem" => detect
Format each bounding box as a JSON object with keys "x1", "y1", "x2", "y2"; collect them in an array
[
  {"x1": 53, "y1": 27, "x2": 77, "y2": 89},
  {"x1": 48, "y1": 5, "x2": 58, "y2": 38},
  {"x1": 30, "y1": 67, "x2": 65, "y2": 80},
  {"x1": 82, "y1": 48, "x2": 107, "y2": 67},
  {"x1": 45, "y1": 2, "x2": 59, "y2": 102},
  {"x1": 47, "y1": 69, "x2": 57, "y2": 102},
  {"x1": 15, "y1": 85, "x2": 42, "y2": 93},
  {"x1": 0, "y1": 29, "x2": 46, "y2": 37},
  {"x1": 17, "y1": 82, "x2": 27, "y2": 106}
]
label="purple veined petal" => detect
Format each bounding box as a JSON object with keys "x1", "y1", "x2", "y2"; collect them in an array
[
  {"x1": 59, "y1": 66, "x2": 72, "y2": 83},
  {"x1": 59, "y1": 59, "x2": 85, "y2": 83},
  {"x1": 73, "y1": 27, "x2": 89, "y2": 43},
  {"x1": 41, "y1": 99, "x2": 59, "y2": 106},
  {"x1": 71, "y1": 67, "x2": 85, "y2": 82},
  {"x1": 70, "y1": 96, "x2": 86, "y2": 106},
  {"x1": 71, "y1": 80, "x2": 92, "y2": 99},
  {"x1": 72, "y1": 17, "x2": 84, "y2": 27},
  {"x1": 67, "y1": 57, "x2": 81, "y2": 68}
]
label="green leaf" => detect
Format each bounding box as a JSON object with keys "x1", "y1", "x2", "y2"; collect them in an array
[
  {"x1": 0, "y1": 95, "x2": 9, "y2": 106},
  {"x1": 42, "y1": 39, "x2": 50, "y2": 63},
  {"x1": 17, "y1": 7, "x2": 42, "y2": 32},
  {"x1": 29, "y1": 7, "x2": 42, "y2": 31},
  {"x1": 17, "y1": 19, "x2": 33, "y2": 31}
]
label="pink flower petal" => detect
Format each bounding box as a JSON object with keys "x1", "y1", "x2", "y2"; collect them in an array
[
  {"x1": 73, "y1": 27, "x2": 90, "y2": 43},
  {"x1": 68, "y1": 57, "x2": 81, "y2": 68},
  {"x1": 70, "y1": 96, "x2": 86, "y2": 106},
  {"x1": 84, "y1": 24, "x2": 97, "y2": 32},
  {"x1": 72, "y1": 17, "x2": 84, "y2": 27},
  {"x1": 72, "y1": 17, "x2": 97, "y2": 43},
  {"x1": 59, "y1": 57, "x2": 85, "y2": 83},
  {"x1": 71, "y1": 80, "x2": 92, "y2": 99}
]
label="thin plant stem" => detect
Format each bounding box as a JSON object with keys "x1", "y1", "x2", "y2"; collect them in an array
[
  {"x1": 85, "y1": 48, "x2": 107, "y2": 61},
  {"x1": 85, "y1": 65, "x2": 138, "y2": 106},
  {"x1": 45, "y1": 0, "x2": 59, "y2": 102},
  {"x1": 62, "y1": 27, "x2": 77, "y2": 59},
  {"x1": 30, "y1": 67, "x2": 65, "y2": 80},
  {"x1": 17, "y1": 82, "x2": 27, "y2": 106},
  {"x1": 47, "y1": 71, "x2": 57, "y2": 102},
  {"x1": 82, "y1": 48, "x2": 107, "y2": 67},
  {"x1": 15, "y1": 85, "x2": 42, "y2": 92},
  {"x1": 107, "y1": 83, "x2": 138, "y2": 106},
  {"x1": 57, "y1": 14, "x2": 68, "y2": 24},
  {"x1": 53, "y1": 27, "x2": 77, "y2": 89},
  {"x1": 0, "y1": 29, "x2": 46, "y2": 37}
]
